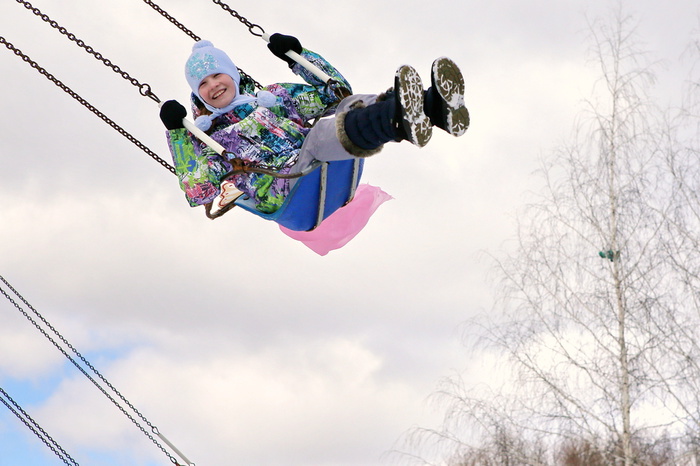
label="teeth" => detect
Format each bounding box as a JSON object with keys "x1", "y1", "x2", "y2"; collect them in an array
[{"x1": 212, "y1": 89, "x2": 225, "y2": 99}]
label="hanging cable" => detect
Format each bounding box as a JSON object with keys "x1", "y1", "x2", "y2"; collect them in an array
[
  {"x1": 0, "y1": 386, "x2": 79, "y2": 465},
  {"x1": 0, "y1": 275, "x2": 192, "y2": 466},
  {"x1": 0, "y1": 36, "x2": 175, "y2": 176},
  {"x1": 143, "y1": 0, "x2": 263, "y2": 89}
]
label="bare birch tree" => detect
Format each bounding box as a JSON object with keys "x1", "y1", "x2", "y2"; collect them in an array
[{"x1": 404, "y1": 8, "x2": 700, "y2": 466}]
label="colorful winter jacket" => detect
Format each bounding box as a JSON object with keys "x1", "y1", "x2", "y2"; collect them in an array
[{"x1": 165, "y1": 48, "x2": 352, "y2": 213}]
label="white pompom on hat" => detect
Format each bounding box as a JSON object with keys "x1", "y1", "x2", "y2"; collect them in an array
[{"x1": 184, "y1": 40, "x2": 241, "y2": 100}]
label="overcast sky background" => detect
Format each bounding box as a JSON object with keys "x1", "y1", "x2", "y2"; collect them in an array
[{"x1": 0, "y1": 1, "x2": 698, "y2": 465}]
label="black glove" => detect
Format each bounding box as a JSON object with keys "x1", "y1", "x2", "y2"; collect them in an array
[
  {"x1": 267, "y1": 33, "x2": 302, "y2": 67},
  {"x1": 159, "y1": 100, "x2": 187, "y2": 130}
]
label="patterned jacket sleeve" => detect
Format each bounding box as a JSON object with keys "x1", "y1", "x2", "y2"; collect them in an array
[
  {"x1": 286, "y1": 48, "x2": 352, "y2": 118},
  {"x1": 165, "y1": 128, "x2": 231, "y2": 207}
]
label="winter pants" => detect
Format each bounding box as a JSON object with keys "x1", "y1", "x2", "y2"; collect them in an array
[{"x1": 292, "y1": 93, "x2": 379, "y2": 175}]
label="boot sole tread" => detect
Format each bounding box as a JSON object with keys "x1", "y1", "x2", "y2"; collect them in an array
[
  {"x1": 432, "y1": 57, "x2": 469, "y2": 137},
  {"x1": 396, "y1": 65, "x2": 432, "y2": 147}
]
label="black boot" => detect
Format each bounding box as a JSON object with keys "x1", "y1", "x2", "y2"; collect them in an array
[
  {"x1": 341, "y1": 98, "x2": 398, "y2": 157},
  {"x1": 424, "y1": 57, "x2": 469, "y2": 137},
  {"x1": 394, "y1": 64, "x2": 432, "y2": 148},
  {"x1": 338, "y1": 65, "x2": 432, "y2": 156}
]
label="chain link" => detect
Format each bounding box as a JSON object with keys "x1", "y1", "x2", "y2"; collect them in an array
[
  {"x1": 0, "y1": 387, "x2": 79, "y2": 465},
  {"x1": 16, "y1": 0, "x2": 161, "y2": 104},
  {"x1": 144, "y1": 0, "x2": 263, "y2": 89},
  {"x1": 143, "y1": 0, "x2": 201, "y2": 42},
  {"x1": 0, "y1": 37, "x2": 176, "y2": 175},
  {"x1": 0, "y1": 276, "x2": 184, "y2": 466},
  {"x1": 210, "y1": 0, "x2": 266, "y2": 37}
]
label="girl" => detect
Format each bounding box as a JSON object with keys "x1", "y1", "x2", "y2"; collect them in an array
[{"x1": 159, "y1": 33, "x2": 468, "y2": 230}]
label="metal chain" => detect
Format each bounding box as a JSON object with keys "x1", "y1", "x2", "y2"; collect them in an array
[
  {"x1": 143, "y1": 0, "x2": 263, "y2": 89},
  {"x1": 143, "y1": 0, "x2": 201, "y2": 42},
  {"x1": 210, "y1": 0, "x2": 266, "y2": 37},
  {"x1": 0, "y1": 37, "x2": 176, "y2": 176},
  {"x1": 15, "y1": 0, "x2": 160, "y2": 104},
  {"x1": 0, "y1": 276, "x2": 158, "y2": 439},
  {"x1": 0, "y1": 387, "x2": 79, "y2": 465},
  {"x1": 0, "y1": 280, "x2": 187, "y2": 466},
  {"x1": 207, "y1": 0, "x2": 353, "y2": 100},
  {"x1": 0, "y1": 278, "x2": 184, "y2": 465}
]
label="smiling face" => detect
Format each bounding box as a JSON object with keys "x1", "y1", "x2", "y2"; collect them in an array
[{"x1": 198, "y1": 73, "x2": 237, "y2": 109}]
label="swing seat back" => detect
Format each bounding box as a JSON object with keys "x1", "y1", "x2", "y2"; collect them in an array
[{"x1": 234, "y1": 158, "x2": 364, "y2": 231}]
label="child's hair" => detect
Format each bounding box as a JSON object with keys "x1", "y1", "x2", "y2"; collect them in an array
[
  {"x1": 240, "y1": 75, "x2": 257, "y2": 95},
  {"x1": 192, "y1": 94, "x2": 212, "y2": 116}
]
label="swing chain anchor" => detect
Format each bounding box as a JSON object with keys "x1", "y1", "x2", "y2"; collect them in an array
[{"x1": 139, "y1": 83, "x2": 160, "y2": 103}]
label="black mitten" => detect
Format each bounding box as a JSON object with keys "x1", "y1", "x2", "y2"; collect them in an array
[
  {"x1": 267, "y1": 33, "x2": 302, "y2": 67},
  {"x1": 159, "y1": 100, "x2": 187, "y2": 130}
]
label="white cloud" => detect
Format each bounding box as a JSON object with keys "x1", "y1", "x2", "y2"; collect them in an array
[
  {"x1": 1, "y1": 0, "x2": 697, "y2": 464},
  {"x1": 31, "y1": 335, "x2": 438, "y2": 465}
]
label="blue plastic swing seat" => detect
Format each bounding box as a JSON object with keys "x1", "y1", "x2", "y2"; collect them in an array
[{"x1": 233, "y1": 158, "x2": 365, "y2": 231}]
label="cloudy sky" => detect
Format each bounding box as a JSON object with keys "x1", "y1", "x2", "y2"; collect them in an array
[{"x1": 0, "y1": 0, "x2": 698, "y2": 465}]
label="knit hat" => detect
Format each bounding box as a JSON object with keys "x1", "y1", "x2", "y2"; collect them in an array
[{"x1": 185, "y1": 40, "x2": 241, "y2": 101}]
